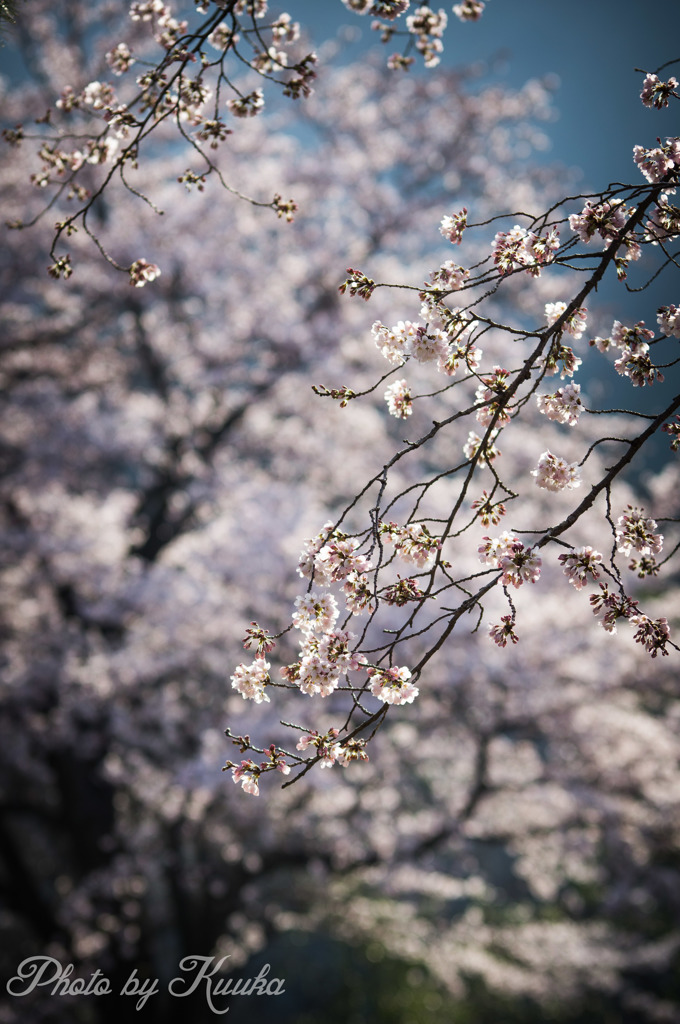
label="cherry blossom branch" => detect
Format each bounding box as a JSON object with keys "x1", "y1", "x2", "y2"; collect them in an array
[{"x1": 226, "y1": 77, "x2": 680, "y2": 790}]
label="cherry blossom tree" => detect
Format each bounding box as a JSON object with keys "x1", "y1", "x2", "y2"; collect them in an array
[{"x1": 2, "y1": 2, "x2": 680, "y2": 1022}]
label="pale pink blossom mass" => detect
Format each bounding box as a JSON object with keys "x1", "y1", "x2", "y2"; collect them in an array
[
  {"x1": 368, "y1": 665, "x2": 419, "y2": 704},
  {"x1": 384, "y1": 378, "x2": 413, "y2": 418},
  {"x1": 536, "y1": 382, "x2": 583, "y2": 426},
  {"x1": 531, "y1": 451, "x2": 582, "y2": 492},
  {"x1": 544, "y1": 301, "x2": 588, "y2": 340}
]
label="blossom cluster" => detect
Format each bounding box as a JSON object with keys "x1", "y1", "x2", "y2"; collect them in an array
[
  {"x1": 478, "y1": 532, "x2": 542, "y2": 589},
  {"x1": 384, "y1": 378, "x2": 413, "y2": 418},
  {"x1": 471, "y1": 490, "x2": 506, "y2": 527},
  {"x1": 427, "y1": 260, "x2": 470, "y2": 292},
  {"x1": 615, "y1": 506, "x2": 664, "y2": 558},
  {"x1": 558, "y1": 547, "x2": 603, "y2": 590},
  {"x1": 531, "y1": 451, "x2": 581, "y2": 492},
  {"x1": 544, "y1": 301, "x2": 588, "y2": 340},
  {"x1": 296, "y1": 727, "x2": 341, "y2": 766},
  {"x1": 405, "y1": 6, "x2": 448, "y2": 67},
  {"x1": 587, "y1": 587, "x2": 670, "y2": 657},
  {"x1": 591, "y1": 320, "x2": 663, "y2": 387},
  {"x1": 288, "y1": 523, "x2": 428, "y2": 705},
  {"x1": 552, "y1": 503, "x2": 671, "y2": 653},
  {"x1": 227, "y1": 90, "x2": 265, "y2": 119},
  {"x1": 207, "y1": 21, "x2": 240, "y2": 51},
  {"x1": 106, "y1": 41, "x2": 135, "y2": 75},
  {"x1": 589, "y1": 583, "x2": 640, "y2": 635},
  {"x1": 292, "y1": 591, "x2": 339, "y2": 634},
  {"x1": 339, "y1": 268, "x2": 377, "y2": 300},
  {"x1": 633, "y1": 137, "x2": 680, "y2": 184},
  {"x1": 645, "y1": 196, "x2": 680, "y2": 245},
  {"x1": 492, "y1": 225, "x2": 560, "y2": 277},
  {"x1": 614, "y1": 347, "x2": 664, "y2": 388},
  {"x1": 296, "y1": 728, "x2": 368, "y2": 768},
  {"x1": 536, "y1": 382, "x2": 583, "y2": 426},
  {"x1": 569, "y1": 199, "x2": 634, "y2": 246},
  {"x1": 242, "y1": 621, "x2": 277, "y2": 656},
  {"x1": 380, "y1": 521, "x2": 441, "y2": 570},
  {"x1": 29, "y1": 131, "x2": 121, "y2": 192},
  {"x1": 231, "y1": 658, "x2": 271, "y2": 704},
  {"x1": 297, "y1": 523, "x2": 372, "y2": 585},
  {"x1": 488, "y1": 614, "x2": 519, "y2": 648},
  {"x1": 474, "y1": 366, "x2": 512, "y2": 427},
  {"x1": 296, "y1": 524, "x2": 378, "y2": 635},
  {"x1": 342, "y1": 0, "x2": 409, "y2": 16},
  {"x1": 542, "y1": 340, "x2": 582, "y2": 380},
  {"x1": 381, "y1": 576, "x2": 425, "y2": 605},
  {"x1": 283, "y1": 628, "x2": 366, "y2": 698},
  {"x1": 662, "y1": 414, "x2": 680, "y2": 452},
  {"x1": 658, "y1": 304, "x2": 680, "y2": 337},
  {"x1": 129, "y1": 259, "x2": 161, "y2": 288},
  {"x1": 568, "y1": 197, "x2": 641, "y2": 274},
  {"x1": 368, "y1": 665, "x2": 419, "y2": 704},
  {"x1": 226, "y1": 744, "x2": 291, "y2": 796},
  {"x1": 440, "y1": 208, "x2": 468, "y2": 244},
  {"x1": 629, "y1": 614, "x2": 672, "y2": 658},
  {"x1": 371, "y1": 313, "x2": 480, "y2": 379},
  {"x1": 640, "y1": 72, "x2": 678, "y2": 110},
  {"x1": 453, "y1": 0, "x2": 485, "y2": 21}
]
